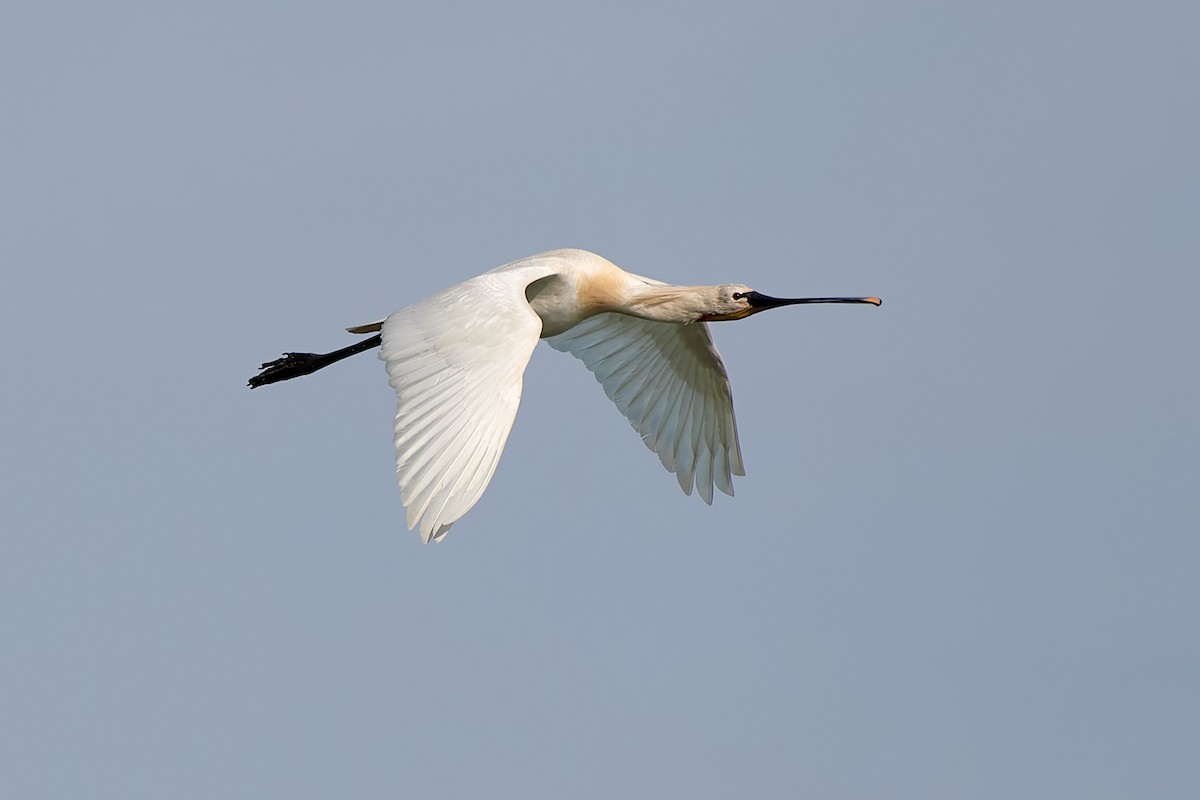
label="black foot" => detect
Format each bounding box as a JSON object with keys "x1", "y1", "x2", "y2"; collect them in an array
[
  {"x1": 248, "y1": 333, "x2": 382, "y2": 389},
  {"x1": 248, "y1": 352, "x2": 328, "y2": 388}
]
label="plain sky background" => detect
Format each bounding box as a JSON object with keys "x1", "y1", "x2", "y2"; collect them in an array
[{"x1": 3, "y1": 2, "x2": 1197, "y2": 797}]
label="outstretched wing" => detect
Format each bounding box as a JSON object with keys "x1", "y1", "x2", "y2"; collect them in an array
[
  {"x1": 381, "y1": 266, "x2": 555, "y2": 542},
  {"x1": 547, "y1": 314, "x2": 745, "y2": 503}
]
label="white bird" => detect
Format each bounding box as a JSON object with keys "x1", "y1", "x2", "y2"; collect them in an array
[{"x1": 250, "y1": 249, "x2": 880, "y2": 542}]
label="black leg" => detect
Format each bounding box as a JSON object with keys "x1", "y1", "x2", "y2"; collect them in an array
[{"x1": 248, "y1": 334, "x2": 383, "y2": 388}]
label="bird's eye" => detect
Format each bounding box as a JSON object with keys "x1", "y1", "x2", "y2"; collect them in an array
[{"x1": 732, "y1": 292, "x2": 745, "y2": 300}]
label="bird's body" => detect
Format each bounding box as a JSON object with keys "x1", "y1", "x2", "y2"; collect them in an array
[{"x1": 250, "y1": 249, "x2": 879, "y2": 542}]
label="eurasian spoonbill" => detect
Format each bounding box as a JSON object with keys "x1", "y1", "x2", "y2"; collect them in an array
[{"x1": 249, "y1": 249, "x2": 880, "y2": 541}]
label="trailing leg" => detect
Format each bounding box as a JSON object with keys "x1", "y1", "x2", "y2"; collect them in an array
[{"x1": 248, "y1": 333, "x2": 382, "y2": 388}]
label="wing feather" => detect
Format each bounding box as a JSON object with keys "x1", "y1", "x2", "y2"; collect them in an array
[
  {"x1": 547, "y1": 313, "x2": 744, "y2": 502},
  {"x1": 380, "y1": 266, "x2": 555, "y2": 542}
]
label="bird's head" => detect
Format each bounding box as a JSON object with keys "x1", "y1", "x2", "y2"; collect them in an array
[{"x1": 698, "y1": 284, "x2": 882, "y2": 322}]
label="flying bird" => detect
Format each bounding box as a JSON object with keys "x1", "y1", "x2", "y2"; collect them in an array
[{"x1": 250, "y1": 249, "x2": 880, "y2": 542}]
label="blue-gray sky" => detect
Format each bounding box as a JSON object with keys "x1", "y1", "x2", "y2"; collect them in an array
[{"x1": 3, "y1": 2, "x2": 1197, "y2": 797}]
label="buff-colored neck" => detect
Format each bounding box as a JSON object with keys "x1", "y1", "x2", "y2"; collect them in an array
[{"x1": 619, "y1": 283, "x2": 722, "y2": 324}]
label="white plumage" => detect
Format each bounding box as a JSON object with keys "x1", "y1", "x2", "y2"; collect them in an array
[
  {"x1": 379, "y1": 263, "x2": 556, "y2": 542},
  {"x1": 250, "y1": 248, "x2": 880, "y2": 542},
  {"x1": 546, "y1": 312, "x2": 744, "y2": 504}
]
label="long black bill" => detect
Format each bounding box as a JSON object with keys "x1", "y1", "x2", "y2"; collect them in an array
[{"x1": 744, "y1": 291, "x2": 881, "y2": 309}]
